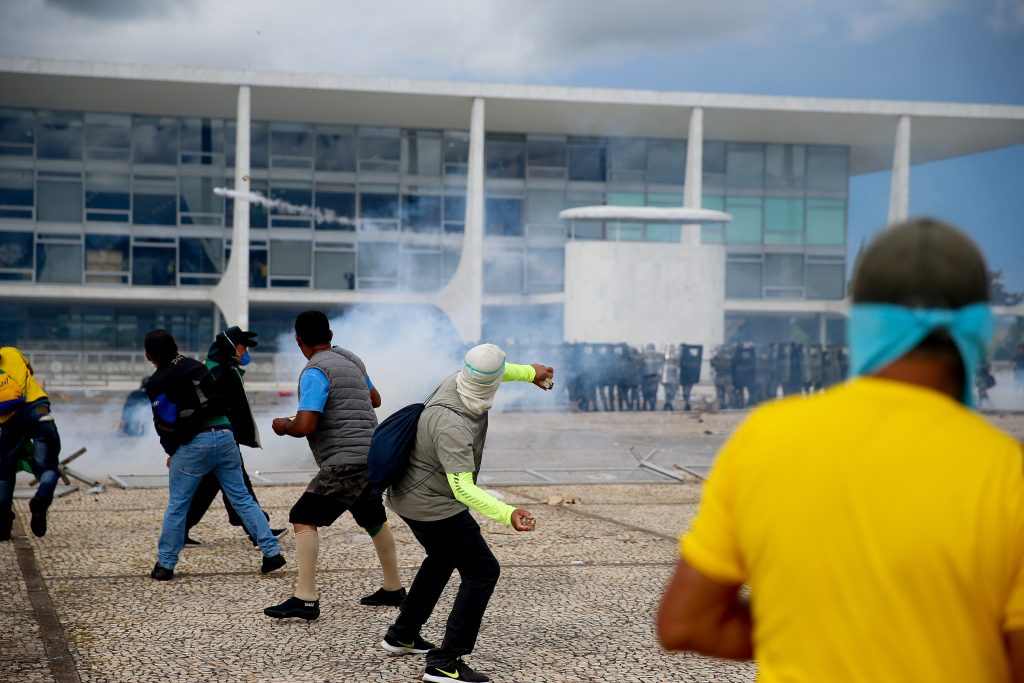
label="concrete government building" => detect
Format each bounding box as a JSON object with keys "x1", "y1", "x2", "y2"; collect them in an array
[{"x1": 2, "y1": 57, "x2": 1023, "y2": 356}]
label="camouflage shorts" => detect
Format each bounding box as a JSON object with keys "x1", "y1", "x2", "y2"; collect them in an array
[{"x1": 305, "y1": 463, "x2": 369, "y2": 504}]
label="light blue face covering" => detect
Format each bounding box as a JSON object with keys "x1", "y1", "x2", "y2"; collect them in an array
[{"x1": 847, "y1": 303, "x2": 994, "y2": 407}]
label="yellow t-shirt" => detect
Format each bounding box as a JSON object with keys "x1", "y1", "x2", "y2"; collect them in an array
[
  {"x1": 0, "y1": 347, "x2": 48, "y2": 423},
  {"x1": 682, "y1": 377, "x2": 1024, "y2": 683}
]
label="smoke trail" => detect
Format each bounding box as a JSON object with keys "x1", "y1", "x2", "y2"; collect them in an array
[{"x1": 214, "y1": 187, "x2": 356, "y2": 228}]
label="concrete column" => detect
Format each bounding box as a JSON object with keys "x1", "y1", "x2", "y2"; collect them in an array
[
  {"x1": 682, "y1": 107, "x2": 704, "y2": 244},
  {"x1": 887, "y1": 115, "x2": 911, "y2": 226},
  {"x1": 212, "y1": 85, "x2": 251, "y2": 329},
  {"x1": 434, "y1": 97, "x2": 484, "y2": 343}
]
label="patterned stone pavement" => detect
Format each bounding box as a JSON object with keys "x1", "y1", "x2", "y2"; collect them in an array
[{"x1": 1, "y1": 478, "x2": 755, "y2": 682}]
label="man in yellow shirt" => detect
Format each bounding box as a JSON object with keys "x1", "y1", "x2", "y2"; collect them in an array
[
  {"x1": 658, "y1": 218, "x2": 1024, "y2": 682},
  {"x1": 0, "y1": 346, "x2": 62, "y2": 541}
]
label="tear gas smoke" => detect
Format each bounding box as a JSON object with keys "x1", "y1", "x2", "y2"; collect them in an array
[{"x1": 214, "y1": 187, "x2": 356, "y2": 228}]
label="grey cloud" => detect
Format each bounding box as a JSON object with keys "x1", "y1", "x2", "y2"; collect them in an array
[{"x1": 44, "y1": 0, "x2": 194, "y2": 20}]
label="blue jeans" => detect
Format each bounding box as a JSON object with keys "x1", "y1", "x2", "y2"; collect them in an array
[
  {"x1": 0, "y1": 400, "x2": 61, "y2": 525},
  {"x1": 157, "y1": 429, "x2": 280, "y2": 569}
]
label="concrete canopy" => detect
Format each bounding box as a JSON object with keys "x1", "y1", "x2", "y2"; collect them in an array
[
  {"x1": 2, "y1": 58, "x2": 1024, "y2": 175},
  {"x1": 559, "y1": 206, "x2": 732, "y2": 223}
]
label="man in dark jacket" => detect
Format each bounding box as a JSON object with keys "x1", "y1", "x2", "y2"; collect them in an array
[
  {"x1": 182, "y1": 327, "x2": 284, "y2": 547},
  {"x1": 144, "y1": 329, "x2": 284, "y2": 581}
]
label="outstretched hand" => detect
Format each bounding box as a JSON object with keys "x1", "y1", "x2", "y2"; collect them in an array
[
  {"x1": 511, "y1": 508, "x2": 536, "y2": 532},
  {"x1": 531, "y1": 364, "x2": 555, "y2": 390}
]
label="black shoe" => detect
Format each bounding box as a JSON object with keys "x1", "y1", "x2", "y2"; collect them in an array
[
  {"x1": 380, "y1": 632, "x2": 435, "y2": 655},
  {"x1": 263, "y1": 596, "x2": 319, "y2": 621},
  {"x1": 250, "y1": 527, "x2": 288, "y2": 546},
  {"x1": 360, "y1": 586, "x2": 406, "y2": 607},
  {"x1": 260, "y1": 553, "x2": 286, "y2": 574},
  {"x1": 28, "y1": 497, "x2": 48, "y2": 538},
  {"x1": 423, "y1": 659, "x2": 489, "y2": 682},
  {"x1": 150, "y1": 563, "x2": 174, "y2": 581},
  {"x1": 183, "y1": 535, "x2": 201, "y2": 548}
]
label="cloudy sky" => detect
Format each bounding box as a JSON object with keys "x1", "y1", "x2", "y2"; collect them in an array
[{"x1": 2, "y1": 0, "x2": 1023, "y2": 287}]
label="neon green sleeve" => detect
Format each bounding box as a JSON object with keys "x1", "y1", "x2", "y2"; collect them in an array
[
  {"x1": 502, "y1": 362, "x2": 536, "y2": 383},
  {"x1": 447, "y1": 472, "x2": 515, "y2": 526}
]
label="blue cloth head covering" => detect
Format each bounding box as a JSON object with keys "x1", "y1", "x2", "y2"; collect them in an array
[{"x1": 847, "y1": 303, "x2": 993, "y2": 407}]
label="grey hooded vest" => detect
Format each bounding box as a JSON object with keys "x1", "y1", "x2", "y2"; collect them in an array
[{"x1": 301, "y1": 346, "x2": 378, "y2": 468}]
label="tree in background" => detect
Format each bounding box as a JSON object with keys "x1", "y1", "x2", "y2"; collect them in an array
[{"x1": 989, "y1": 270, "x2": 1024, "y2": 360}]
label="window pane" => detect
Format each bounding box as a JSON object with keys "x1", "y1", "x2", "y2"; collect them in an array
[
  {"x1": 249, "y1": 247, "x2": 268, "y2": 287},
  {"x1": 568, "y1": 141, "x2": 606, "y2": 181},
  {"x1": 270, "y1": 122, "x2": 313, "y2": 166},
  {"x1": 85, "y1": 172, "x2": 129, "y2": 221},
  {"x1": 270, "y1": 181, "x2": 312, "y2": 228},
  {"x1": 314, "y1": 250, "x2": 355, "y2": 289},
  {"x1": 132, "y1": 246, "x2": 176, "y2": 286},
  {"x1": 0, "y1": 169, "x2": 34, "y2": 219},
  {"x1": 485, "y1": 197, "x2": 523, "y2": 236},
  {"x1": 85, "y1": 113, "x2": 131, "y2": 161},
  {"x1": 444, "y1": 193, "x2": 465, "y2": 232},
  {"x1": 726, "y1": 260, "x2": 762, "y2": 298},
  {"x1": 807, "y1": 262, "x2": 846, "y2": 299},
  {"x1": 764, "y1": 197, "x2": 804, "y2": 244},
  {"x1": 360, "y1": 186, "x2": 399, "y2": 231},
  {"x1": 179, "y1": 176, "x2": 223, "y2": 223},
  {"x1": 403, "y1": 130, "x2": 441, "y2": 176},
  {"x1": 647, "y1": 139, "x2": 685, "y2": 185},
  {"x1": 765, "y1": 253, "x2": 804, "y2": 288},
  {"x1": 526, "y1": 189, "x2": 565, "y2": 229},
  {"x1": 527, "y1": 248, "x2": 563, "y2": 293},
  {"x1": 85, "y1": 235, "x2": 129, "y2": 283},
  {"x1": 133, "y1": 116, "x2": 178, "y2": 164},
  {"x1": 0, "y1": 232, "x2": 34, "y2": 269},
  {"x1": 0, "y1": 108, "x2": 34, "y2": 156},
  {"x1": 486, "y1": 138, "x2": 525, "y2": 179},
  {"x1": 765, "y1": 144, "x2": 805, "y2": 190},
  {"x1": 315, "y1": 125, "x2": 356, "y2": 172},
  {"x1": 703, "y1": 141, "x2": 726, "y2": 172},
  {"x1": 725, "y1": 196, "x2": 762, "y2": 244},
  {"x1": 227, "y1": 121, "x2": 270, "y2": 169},
  {"x1": 402, "y1": 194, "x2": 442, "y2": 233},
  {"x1": 37, "y1": 243, "x2": 83, "y2": 283},
  {"x1": 133, "y1": 176, "x2": 177, "y2": 225},
  {"x1": 726, "y1": 143, "x2": 764, "y2": 190},
  {"x1": 484, "y1": 248, "x2": 524, "y2": 294},
  {"x1": 269, "y1": 240, "x2": 311, "y2": 277},
  {"x1": 37, "y1": 111, "x2": 83, "y2": 160},
  {"x1": 609, "y1": 138, "x2": 647, "y2": 183},
  {"x1": 806, "y1": 146, "x2": 848, "y2": 193},
  {"x1": 443, "y1": 131, "x2": 469, "y2": 174},
  {"x1": 315, "y1": 184, "x2": 356, "y2": 230},
  {"x1": 37, "y1": 177, "x2": 82, "y2": 222},
  {"x1": 700, "y1": 194, "x2": 725, "y2": 243},
  {"x1": 646, "y1": 225, "x2": 681, "y2": 242},
  {"x1": 180, "y1": 117, "x2": 224, "y2": 165},
  {"x1": 399, "y1": 248, "x2": 442, "y2": 291},
  {"x1": 179, "y1": 237, "x2": 223, "y2": 273},
  {"x1": 527, "y1": 136, "x2": 567, "y2": 176},
  {"x1": 806, "y1": 198, "x2": 845, "y2": 245},
  {"x1": 359, "y1": 127, "x2": 401, "y2": 172},
  {"x1": 357, "y1": 242, "x2": 399, "y2": 281}
]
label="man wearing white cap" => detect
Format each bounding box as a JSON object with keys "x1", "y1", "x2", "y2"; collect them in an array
[{"x1": 380, "y1": 343, "x2": 553, "y2": 683}]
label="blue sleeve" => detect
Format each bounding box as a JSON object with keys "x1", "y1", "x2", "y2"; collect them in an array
[
  {"x1": 366, "y1": 376, "x2": 374, "y2": 390},
  {"x1": 298, "y1": 368, "x2": 330, "y2": 413}
]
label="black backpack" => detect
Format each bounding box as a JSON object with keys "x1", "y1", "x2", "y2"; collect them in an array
[{"x1": 366, "y1": 403, "x2": 426, "y2": 496}]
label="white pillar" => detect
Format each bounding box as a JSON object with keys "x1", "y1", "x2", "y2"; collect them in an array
[
  {"x1": 887, "y1": 115, "x2": 910, "y2": 226},
  {"x1": 212, "y1": 85, "x2": 251, "y2": 329},
  {"x1": 434, "y1": 97, "x2": 484, "y2": 343},
  {"x1": 682, "y1": 107, "x2": 704, "y2": 245}
]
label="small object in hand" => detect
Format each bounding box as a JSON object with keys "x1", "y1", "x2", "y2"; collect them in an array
[
  {"x1": 522, "y1": 515, "x2": 536, "y2": 530},
  {"x1": 540, "y1": 377, "x2": 554, "y2": 390}
]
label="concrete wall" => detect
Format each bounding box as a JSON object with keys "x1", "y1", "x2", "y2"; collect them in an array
[{"x1": 564, "y1": 240, "x2": 725, "y2": 349}]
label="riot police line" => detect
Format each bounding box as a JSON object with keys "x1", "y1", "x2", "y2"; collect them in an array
[{"x1": 461, "y1": 341, "x2": 850, "y2": 412}]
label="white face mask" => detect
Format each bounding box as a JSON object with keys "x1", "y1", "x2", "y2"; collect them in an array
[{"x1": 454, "y1": 344, "x2": 506, "y2": 415}]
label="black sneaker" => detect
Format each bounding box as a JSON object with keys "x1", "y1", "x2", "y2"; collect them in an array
[
  {"x1": 380, "y1": 632, "x2": 435, "y2": 655},
  {"x1": 423, "y1": 659, "x2": 489, "y2": 682},
  {"x1": 264, "y1": 596, "x2": 319, "y2": 620},
  {"x1": 260, "y1": 553, "x2": 286, "y2": 574},
  {"x1": 183, "y1": 535, "x2": 201, "y2": 548},
  {"x1": 28, "y1": 497, "x2": 48, "y2": 538},
  {"x1": 150, "y1": 563, "x2": 174, "y2": 581},
  {"x1": 360, "y1": 586, "x2": 406, "y2": 607}
]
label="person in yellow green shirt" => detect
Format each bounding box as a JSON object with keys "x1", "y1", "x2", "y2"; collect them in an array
[
  {"x1": 381, "y1": 343, "x2": 552, "y2": 683},
  {"x1": 0, "y1": 346, "x2": 62, "y2": 541},
  {"x1": 658, "y1": 217, "x2": 1024, "y2": 682}
]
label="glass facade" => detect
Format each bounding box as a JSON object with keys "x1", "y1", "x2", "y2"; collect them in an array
[{"x1": 0, "y1": 105, "x2": 850, "y2": 347}]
